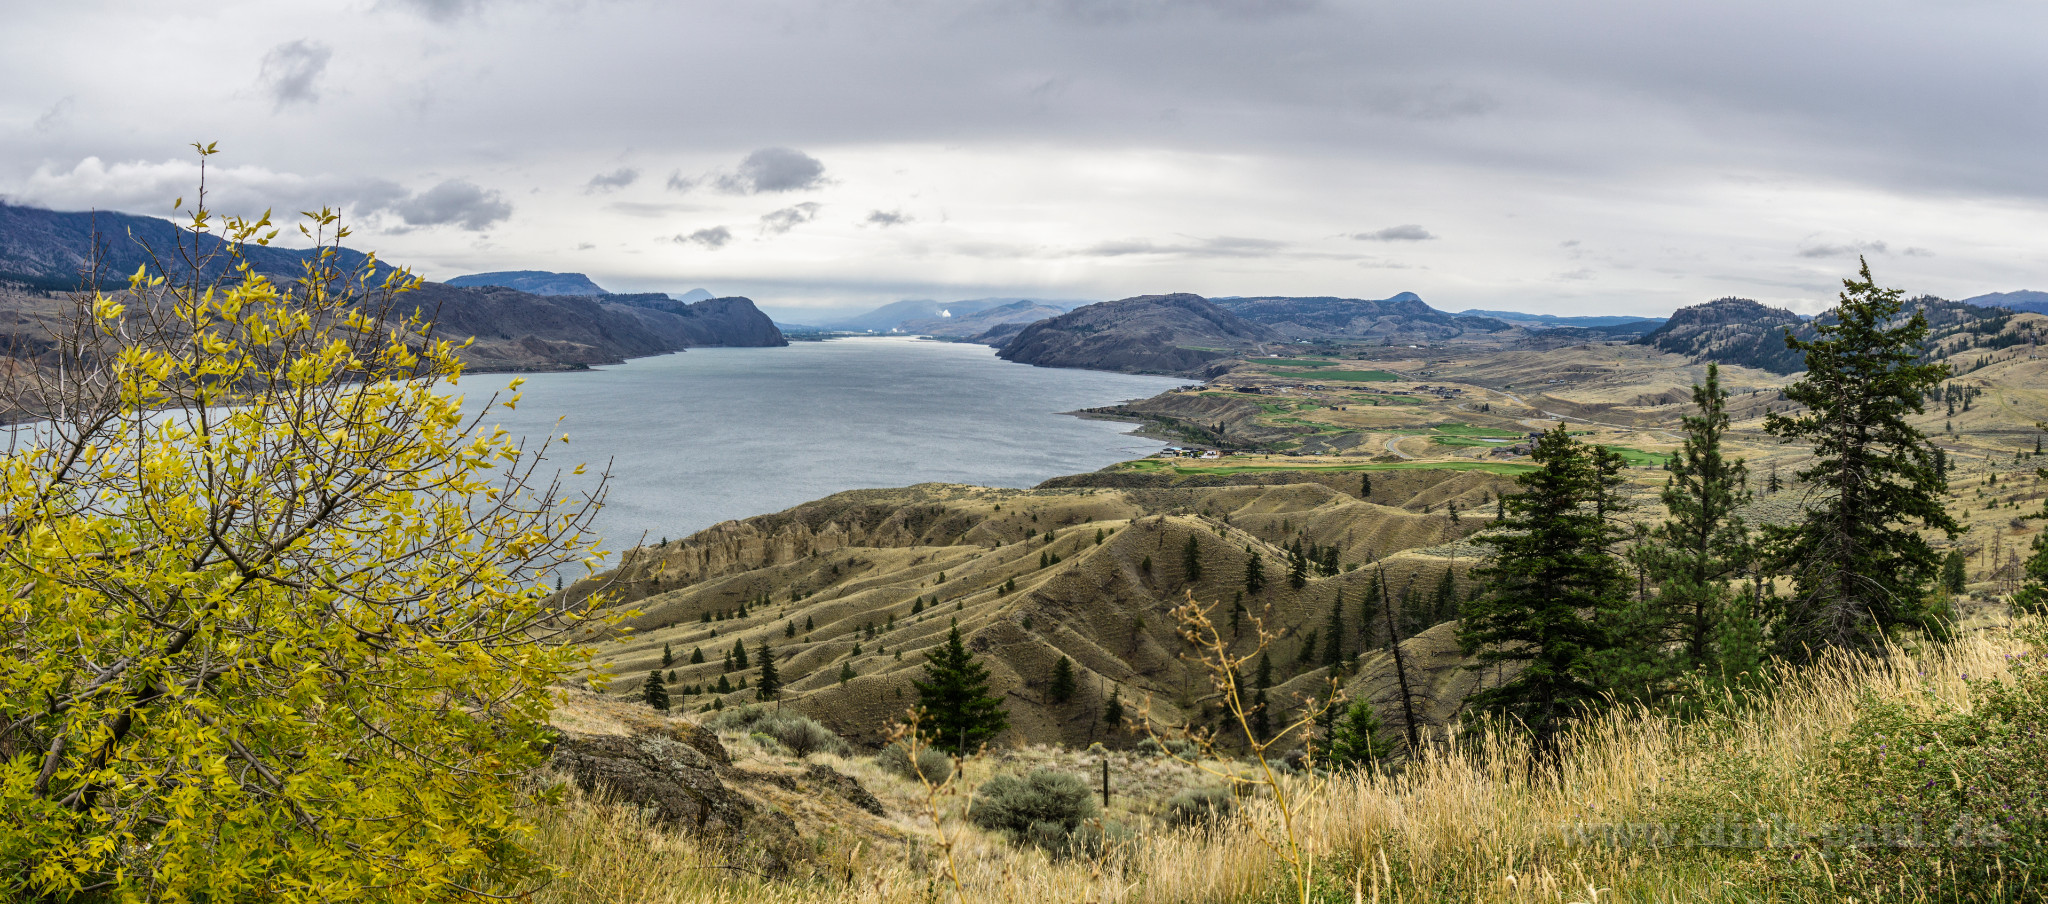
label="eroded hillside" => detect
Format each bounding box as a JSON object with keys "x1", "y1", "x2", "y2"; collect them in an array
[{"x1": 566, "y1": 467, "x2": 1518, "y2": 751}]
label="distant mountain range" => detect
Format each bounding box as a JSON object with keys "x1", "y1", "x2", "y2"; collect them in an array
[
  {"x1": 998, "y1": 293, "x2": 1279, "y2": 376},
  {"x1": 1963, "y1": 290, "x2": 2048, "y2": 315},
  {"x1": 447, "y1": 270, "x2": 717, "y2": 305},
  {"x1": 1457, "y1": 309, "x2": 1663, "y2": 329},
  {"x1": 899, "y1": 300, "x2": 1070, "y2": 340},
  {"x1": 1211, "y1": 292, "x2": 1508, "y2": 341},
  {"x1": 0, "y1": 205, "x2": 782, "y2": 371},
  {"x1": 1638, "y1": 295, "x2": 2031, "y2": 374},
  {"x1": 816, "y1": 297, "x2": 1092, "y2": 333}
]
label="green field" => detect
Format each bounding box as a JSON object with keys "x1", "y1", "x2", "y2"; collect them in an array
[
  {"x1": 1306, "y1": 370, "x2": 1399, "y2": 382},
  {"x1": 1432, "y1": 423, "x2": 1522, "y2": 437},
  {"x1": 1600, "y1": 445, "x2": 1671, "y2": 467},
  {"x1": 1117, "y1": 458, "x2": 1537, "y2": 476},
  {"x1": 1432, "y1": 435, "x2": 1521, "y2": 448}
]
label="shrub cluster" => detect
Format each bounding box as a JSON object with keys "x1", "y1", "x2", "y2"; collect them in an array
[
  {"x1": 1821, "y1": 637, "x2": 2048, "y2": 898},
  {"x1": 1163, "y1": 785, "x2": 1236, "y2": 831},
  {"x1": 703, "y1": 707, "x2": 850, "y2": 758},
  {"x1": 875, "y1": 740, "x2": 953, "y2": 785},
  {"x1": 968, "y1": 769, "x2": 1107, "y2": 858}
]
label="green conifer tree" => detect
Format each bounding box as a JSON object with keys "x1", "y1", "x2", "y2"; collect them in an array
[
  {"x1": 689, "y1": 647, "x2": 704, "y2": 664},
  {"x1": 1251, "y1": 652, "x2": 1273, "y2": 741},
  {"x1": 1322, "y1": 590, "x2": 1346, "y2": 667},
  {"x1": 839, "y1": 662, "x2": 856, "y2": 684},
  {"x1": 1459, "y1": 426, "x2": 1632, "y2": 745},
  {"x1": 1765, "y1": 261, "x2": 1960, "y2": 653},
  {"x1": 662, "y1": 643, "x2": 674, "y2": 668},
  {"x1": 755, "y1": 641, "x2": 780, "y2": 701},
  {"x1": 715, "y1": 674, "x2": 732, "y2": 694},
  {"x1": 1048, "y1": 655, "x2": 1078, "y2": 704},
  {"x1": 1287, "y1": 538, "x2": 1309, "y2": 590},
  {"x1": 1245, "y1": 553, "x2": 1266, "y2": 595},
  {"x1": 732, "y1": 640, "x2": 749, "y2": 669},
  {"x1": 1325, "y1": 700, "x2": 1394, "y2": 770},
  {"x1": 1183, "y1": 534, "x2": 1203, "y2": 583},
  {"x1": 912, "y1": 626, "x2": 1009, "y2": 754},
  {"x1": 643, "y1": 669, "x2": 670, "y2": 712},
  {"x1": 1102, "y1": 688, "x2": 1125, "y2": 729}
]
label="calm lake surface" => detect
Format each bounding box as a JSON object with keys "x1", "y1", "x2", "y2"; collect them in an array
[{"x1": 460, "y1": 337, "x2": 1184, "y2": 561}]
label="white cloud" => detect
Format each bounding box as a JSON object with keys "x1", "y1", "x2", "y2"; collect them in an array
[{"x1": 258, "y1": 40, "x2": 332, "y2": 109}]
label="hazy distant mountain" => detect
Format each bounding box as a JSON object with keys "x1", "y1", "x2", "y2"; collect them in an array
[
  {"x1": 447, "y1": 270, "x2": 608, "y2": 296},
  {"x1": 1210, "y1": 292, "x2": 1509, "y2": 341},
  {"x1": 899, "y1": 300, "x2": 1068, "y2": 339},
  {"x1": 0, "y1": 203, "x2": 780, "y2": 371},
  {"x1": 999, "y1": 293, "x2": 1278, "y2": 376},
  {"x1": 825, "y1": 297, "x2": 1089, "y2": 332},
  {"x1": 1458, "y1": 308, "x2": 1664, "y2": 331},
  {"x1": 1962, "y1": 290, "x2": 2048, "y2": 315},
  {"x1": 671, "y1": 288, "x2": 715, "y2": 303},
  {"x1": 0, "y1": 202, "x2": 392, "y2": 291}
]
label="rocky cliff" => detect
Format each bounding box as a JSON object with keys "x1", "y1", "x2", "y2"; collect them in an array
[
  {"x1": 998, "y1": 293, "x2": 1277, "y2": 376},
  {"x1": 1635, "y1": 297, "x2": 1807, "y2": 374}
]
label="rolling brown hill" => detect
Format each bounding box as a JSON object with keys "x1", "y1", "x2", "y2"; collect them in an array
[
  {"x1": 998, "y1": 293, "x2": 1278, "y2": 376},
  {"x1": 565, "y1": 466, "x2": 1516, "y2": 752}
]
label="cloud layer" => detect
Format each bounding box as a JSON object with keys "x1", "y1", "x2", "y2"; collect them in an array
[{"x1": 4, "y1": 0, "x2": 2047, "y2": 315}]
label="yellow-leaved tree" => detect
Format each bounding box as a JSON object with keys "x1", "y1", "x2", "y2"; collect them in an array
[{"x1": 0, "y1": 146, "x2": 608, "y2": 902}]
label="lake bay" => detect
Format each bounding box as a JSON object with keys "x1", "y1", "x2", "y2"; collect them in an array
[{"x1": 461, "y1": 337, "x2": 1185, "y2": 561}]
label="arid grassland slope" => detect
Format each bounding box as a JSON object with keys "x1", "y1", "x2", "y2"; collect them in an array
[{"x1": 567, "y1": 467, "x2": 1516, "y2": 749}]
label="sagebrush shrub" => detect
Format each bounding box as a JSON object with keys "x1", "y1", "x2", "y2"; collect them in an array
[
  {"x1": 1164, "y1": 785, "x2": 1236, "y2": 830},
  {"x1": 875, "y1": 741, "x2": 953, "y2": 785},
  {"x1": 969, "y1": 769, "x2": 1101, "y2": 856}
]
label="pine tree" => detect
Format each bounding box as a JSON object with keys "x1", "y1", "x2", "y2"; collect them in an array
[
  {"x1": 755, "y1": 641, "x2": 780, "y2": 701},
  {"x1": 690, "y1": 647, "x2": 705, "y2": 664},
  {"x1": 1287, "y1": 538, "x2": 1309, "y2": 590},
  {"x1": 715, "y1": 674, "x2": 732, "y2": 694},
  {"x1": 1182, "y1": 534, "x2": 1203, "y2": 583},
  {"x1": 805, "y1": 615, "x2": 815, "y2": 632},
  {"x1": 1765, "y1": 261, "x2": 1960, "y2": 654},
  {"x1": 1048, "y1": 655, "x2": 1078, "y2": 704},
  {"x1": 643, "y1": 670, "x2": 669, "y2": 711},
  {"x1": 1251, "y1": 652, "x2": 1273, "y2": 741},
  {"x1": 1942, "y1": 550, "x2": 1968, "y2": 594},
  {"x1": 1245, "y1": 553, "x2": 1266, "y2": 595},
  {"x1": 784, "y1": 620, "x2": 795, "y2": 638},
  {"x1": 912, "y1": 597, "x2": 924, "y2": 615},
  {"x1": 1359, "y1": 471, "x2": 1372, "y2": 498},
  {"x1": 1433, "y1": 567, "x2": 1458, "y2": 625},
  {"x1": 1102, "y1": 689, "x2": 1125, "y2": 729},
  {"x1": 839, "y1": 662, "x2": 856, "y2": 684},
  {"x1": 1325, "y1": 700, "x2": 1394, "y2": 770},
  {"x1": 662, "y1": 643, "x2": 674, "y2": 668},
  {"x1": 732, "y1": 640, "x2": 750, "y2": 670},
  {"x1": 1459, "y1": 425, "x2": 1632, "y2": 745},
  {"x1": 1613, "y1": 364, "x2": 1758, "y2": 703},
  {"x1": 1321, "y1": 590, "x2": 1346, "y2": 667},
  {"x1": 912, "y1": 626, "x2": 1009, "y2": 754}
]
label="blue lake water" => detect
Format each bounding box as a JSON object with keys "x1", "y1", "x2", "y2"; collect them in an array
[{"x1": 458, "y1": 337, "x2": 1185, "y2": 560}]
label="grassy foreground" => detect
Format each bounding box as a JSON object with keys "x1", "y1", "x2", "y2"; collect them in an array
[{"x1": 529, "y1": 618, "x2": 2044, "y2": 903}]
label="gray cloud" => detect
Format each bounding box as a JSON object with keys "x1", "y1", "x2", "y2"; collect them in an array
[
  {"x1": 865, "y1": 209, "x2": 912, "y2": 227},
  {"x1": 714, "y1": 148, "x2": 827, "y2": 194},
  {"x1": 382, "y1": 0, "x2": 484, "y2": 22},
  {"x1": 33, "y1": 97, "x2": 73, "y2": 132},
  {"x1": 1352, "y1": 224, "x2": 1436, "y2": 242},
  {"x1": 258, "y1": 40, "x2": 332, "y2": 109},
  {"x1": 1797, "y1": 240, "x2": 1889, "y2": 259},
  {"x1": 391, "y1": 179, "x2": 512, "y2": 230},
  {"x1": 1080, "y1": 235, "x2": 1286, "y2": 258},
  {"x1": 585, "y1": 167, "x2": 639, "y2": 193},
  {"x1": 674, "y1": 226, "x2": 733, "y2": 249},
  {"x1": 760, "y1": 202, "x2": 821, "y2": 235}
]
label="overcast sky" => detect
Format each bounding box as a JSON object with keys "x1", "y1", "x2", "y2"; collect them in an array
[{"x1": 5, "y1": 0, "x2": 2047, "y2": 319}]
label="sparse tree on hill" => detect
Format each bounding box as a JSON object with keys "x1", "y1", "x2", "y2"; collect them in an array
[
  {"x1": 1460, "y1": 426, "x2": 1632, "y2": 746},
  {"x1": 839, "y1": 662, "x2": 856, "y2": 684},
  {"x1": 1103, "y1": 688, "x2": 1126, "y2": 729},
  {"x1": 716, "y1": 674, "x2": 733, "y2": 694},
  {"x1": 1325, "y1": 700, "x2": 1395, "y2": 770},
  {"x1": 644, "y1": 670, "x2": 671, "y2": 712},
  {"x1": 0, "y1": 167, "x2": 613, "y2": 900},
  {"x1": 912, "y1": 626, "x2": 1009, "y2": 754},
  {"x1": 690, "y1": 646, "x2": 705, "y2": 664},
  {"x1": 1765, "y1": 260, "x2": 1960, "y2": 654},
  {"x1": 1287, "y1": 538, "x2": 1309, "y2": 589},
  {"x1": 1048, "y1": 655, "x2": 1078, "y2": 704},
  {"x1": 662, "y1": 643, "x2": 674, "y2": 668},
  {"x1": 732, "y1": 640, "x2": 750, "y2": 669},
  {"x1": 1252, "y1": 652, "x2": 1274, "y2": 741},
  {"x1": 1183, "y1": 534, "x2": 1204, "y2": 583},
  {"x1": 1322, "y1": 590, "x2": 1346, "y2": 668},
  {"x1": 1245, "y1": 553, "x2": 1267, "y2": 595},
  {"x1": 756, "y1": 641, "x2": 781, "y2": 701},
  {"x1": 1360, "y1": 471, "x2": 1373, "y2": 498}
]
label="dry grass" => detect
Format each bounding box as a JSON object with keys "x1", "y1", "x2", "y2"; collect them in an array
[{"x1": 530, "y1": 617, "x2": 2039, "y2": 903}]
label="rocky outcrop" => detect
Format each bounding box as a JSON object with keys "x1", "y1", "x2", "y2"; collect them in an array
[
  {"x1": 552, "y1": 731, "x2": 754, "y2": 833},
  {"x1": 998, "y1": 293, "x2": 1278, "y2": 376},
  {"x1": 804, "y1": 764, "x2": 886, "y2": 816}
]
